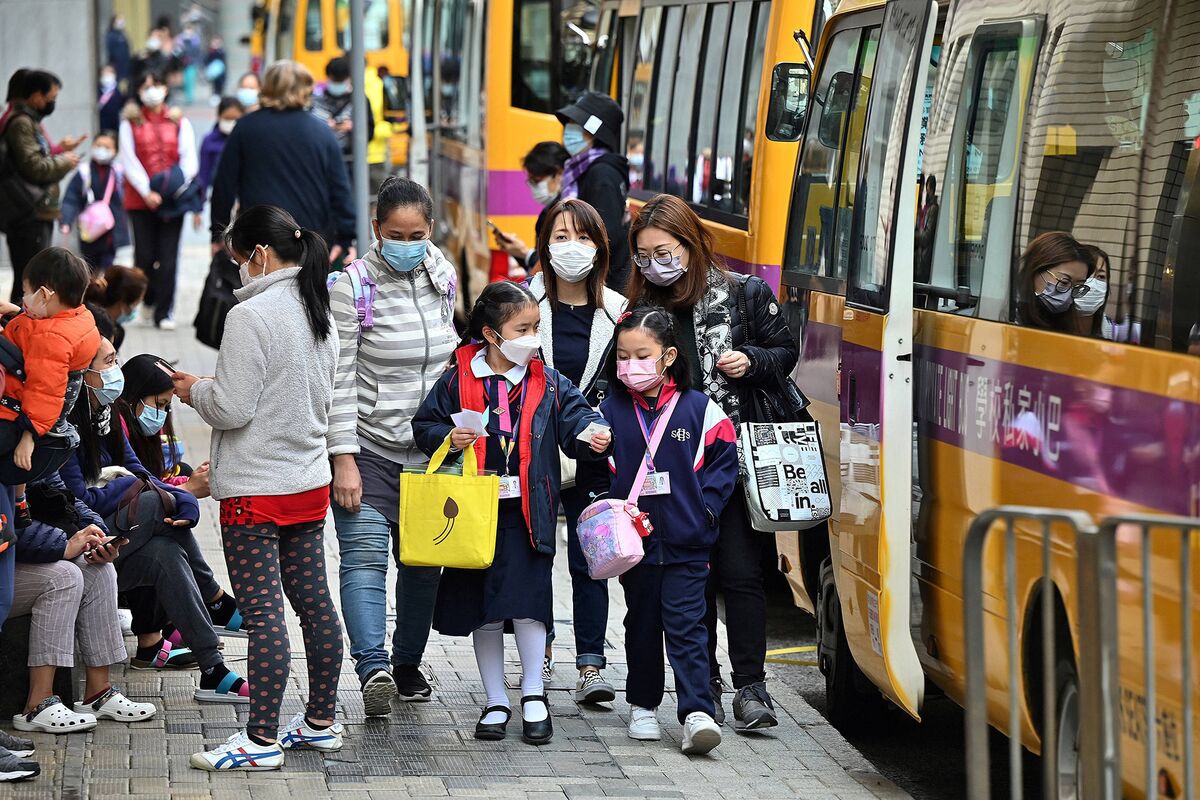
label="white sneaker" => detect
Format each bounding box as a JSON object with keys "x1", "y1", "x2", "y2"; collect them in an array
[
  {"x1": 278, "y1": 712, "x2": 343, "y2": 752},
  {"x1": 681, "y1": 712, "x2": 721, "y2": 755},
  {"x1": 117, "y1": 608, "x2": 133, "y2": 636},
  {"x1": 138, "y1": 306, "x2": 156, "y2": 327},
  {"x1": 157, "y1": 317, "x2": 177, "y2": 331},
  {"x1": 627, "y1": 706, "x2": 661, "y2": 741},
  {"x1": 190, "y1": 730, "x2": 285, "y2": 771}
]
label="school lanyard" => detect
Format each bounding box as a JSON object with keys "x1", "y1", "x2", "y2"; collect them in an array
[
  {"x1": 487, "y1": 377, "x2": 526, "y2": 475},
  {"x1": 633, "y1": 403, "x2": 666, "y2": 473}
]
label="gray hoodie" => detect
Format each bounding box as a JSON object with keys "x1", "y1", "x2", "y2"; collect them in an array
[{"x1": 190, "y1": 267, "x2": 339, "y2": 501}]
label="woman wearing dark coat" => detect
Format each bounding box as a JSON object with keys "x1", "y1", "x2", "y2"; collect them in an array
[
  {"x1": 105, "y1": 17, "x2": 131, "y2": 86},
  {"x1": 625, "y1": 194, "x2": 799, "y2": 731}
]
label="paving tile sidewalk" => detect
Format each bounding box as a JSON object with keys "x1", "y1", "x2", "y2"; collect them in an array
[{"x1": 0, "y1": 241, "x2": 908, "y2": 799}]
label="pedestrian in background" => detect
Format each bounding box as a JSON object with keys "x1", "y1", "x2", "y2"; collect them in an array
[
  {"x1": 84, "y1": 264, "x2": 147, "y2": 352},
  {"x1": 311, "y1": 56, "x2": 374, "y2": 184},
  {"x1": 59, "y1": 130, "x2": 129, "y2": 273},
  {"x1": 176, "y1": 23, "x2": 203, "y2": 106},
  {"x1": 493, "y1": 141, "x2": 569, "y2": 272},
  {"x1": 328, "y1": 177, "x2": 457, "y2": 714},
  {"x1": 235, "y1": 72, "x2": 261, "y2": 112},
  {"x1": 175, "y1": 205, "x2": 344, "y2": 772},
  {"x1": 118, "y1": 70, "x2": 197, "y2": 330},
  {"x1": 204, "y1": 37, "x2": 227, "y2": 103},
  {"x1": 97, "y1": 65, "x2": 124, "y2": 133},
  {"x1": 105, "y1": 16, "x2": 131, "y2": 88},
  {"x1": 626, "y1": 194, "x2": 798, "y2": 730},
  {"x1": 0, "y1": 69, "x2": 83, "y2": 305},
  {"x1": 194, "y1": 97, "x2": 244, "y2": 230},
  {"x1": 554, "y1": 92, "x2": 631, "y2": 292},
  {"x1": 210, "y1": 61, "x2": 356, "y2": 265}
]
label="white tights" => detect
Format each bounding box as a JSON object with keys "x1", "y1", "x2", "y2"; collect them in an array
[{"x1": 473, "y1": 618, "x2": 547, "y2": 724}]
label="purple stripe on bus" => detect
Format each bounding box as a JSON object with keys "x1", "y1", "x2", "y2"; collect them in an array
[
  {"x1": 913, "y1": 343, "x2": 1200, "y2": 516},
  {"x1": 723, "y1": 256, "x2": 782, "y2": 295},
  {"x1": 487, "y1": 170, "x2": 543, "y2": 217},
  {"x1": 798, "y1": 334, "x2": 1199, "y2": 515}
]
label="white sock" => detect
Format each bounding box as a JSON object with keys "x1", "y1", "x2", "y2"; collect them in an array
[
  {"x1": 473, "y1": 622, "x2": 509, "y2": 725},
  {"x1": 513, "y1": 618, "x2": 548, "y2": 723}
]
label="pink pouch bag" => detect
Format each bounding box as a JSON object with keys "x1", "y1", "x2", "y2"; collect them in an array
[
  {"x1": 577, "y1": 392, "x2": 680, "y2": 580},
  {"x1": 78, "y1": 169, "x2": 116, "y2": 243}
]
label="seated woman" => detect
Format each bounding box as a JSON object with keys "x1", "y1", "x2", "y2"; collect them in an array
[
  {"x1": 10, "y1": 472, "x2": 157, "y2": 733},
  {"x1": 57, "y1": 337, "x2": 249, "y2": 703},
  {"x1": 1015, "y1": 231, "x2": 1095, "y2": 332},
  {"x1": 116, "y1": 353, "x2": 199, "y2": 487},
  {"x1": 84, "y1": 265, "x2": 148, "y2": 352}
]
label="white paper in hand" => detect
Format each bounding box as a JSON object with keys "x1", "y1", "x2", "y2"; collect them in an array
[
  {"x1": 451, "y1": 409, "x2": 489, "y2": 438},
  {"x1": 576, "y1": 421, "x2": 611, "y2": 442}
]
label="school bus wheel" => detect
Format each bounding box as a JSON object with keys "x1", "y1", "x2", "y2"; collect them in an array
[{"x1": 817, "y1": 557, "x2": 887, "y2": 732}]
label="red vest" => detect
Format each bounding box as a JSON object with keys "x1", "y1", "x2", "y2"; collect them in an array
[
  {"x1": 125, "y1": 109, "x2": 180, "y2": 211},
  {"x1": 455, "y1": 343, "x2": 547, "y2": 539}
]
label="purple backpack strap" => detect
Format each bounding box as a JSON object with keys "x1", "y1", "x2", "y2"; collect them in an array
[{"x1": 343, "y1": 259, "x2": 377, "y2": 332}]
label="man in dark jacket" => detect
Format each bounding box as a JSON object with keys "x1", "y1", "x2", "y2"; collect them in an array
[
  {"x1": 210, "y1": 60, "x2": 356, "y2": 259},
  {"x1": 555, "y1": 92, "x2": 631, "y2": 292},
  {"x1": 1, "y1": 70, "x2": 83, "y2": 304}
]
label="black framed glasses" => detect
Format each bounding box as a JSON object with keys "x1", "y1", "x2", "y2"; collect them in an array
[
  {"x1": 632, "y1": 243, "x2": 683, "y2": 270},
  {"x1": 1041, "y1": 269, "x2": 1091, "y2": 298}
]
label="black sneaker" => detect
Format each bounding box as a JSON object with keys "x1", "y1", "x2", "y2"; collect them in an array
[
  {"x1": 710, "y1": 677, "x2": 726, "y2": 725},
  {"x1": 362, "y1": 668, "x2": 397, "y2": 716},
  {"x1": 732, "y1": 682, "x2": 778, "y2": 730},
  {"x1": 393, "y1": 664, "x2": 433, "y2": 702}
]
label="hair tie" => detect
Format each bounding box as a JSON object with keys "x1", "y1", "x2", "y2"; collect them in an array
[
  {"x1": 616, "y1": 311, "x2": 632, "y2": 324},
  {"x1": 294, "y1": 229, "x2": 302, "y2": 239}
]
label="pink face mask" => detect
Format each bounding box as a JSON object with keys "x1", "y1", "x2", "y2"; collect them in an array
[{"x1": 617, "y1": 355, "x2": 666, "y2": 393}]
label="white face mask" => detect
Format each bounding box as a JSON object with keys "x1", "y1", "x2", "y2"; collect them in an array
[
  {"x1": 238, "y1": 247, "x2": 266, "y2": 285},
  {"x1": 91, "y1": 146, "x2": 115, "y2": 164},
  {"x1": 529, "y1": 178, "x2": 556, "y2": 207},
  {"x1": 548, "y1": 240, "x2": 596, "y2": 283},
  {"x1": 491, "y1": 332, "x2": 540, "y2": 366},
  {"x1": 140, "y1": 86, "x2": 167, "y2": 107},
  {"x1": 1074, "y1": 277, "x2": 1108, "y2": 315},
  {"x1": 218, "y1": 118, "x2": 237, "y2": 135}
]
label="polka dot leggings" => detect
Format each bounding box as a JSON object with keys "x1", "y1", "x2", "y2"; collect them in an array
[{"x1": 221, "y1": 519, "x2": 344, "y2": 741}]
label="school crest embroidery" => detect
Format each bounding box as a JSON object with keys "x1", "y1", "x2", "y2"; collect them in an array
[{"x1": 671, "y1": 428, "x2": 691, "y2": 442}]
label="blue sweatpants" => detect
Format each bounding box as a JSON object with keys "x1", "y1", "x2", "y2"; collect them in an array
[{"x1": 620, "y1": 560, "x2": 714, "y2": 723}]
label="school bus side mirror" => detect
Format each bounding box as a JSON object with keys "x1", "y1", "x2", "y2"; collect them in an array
[
  {"x1": 766, "y1": 63, "x2": 811, "y2": 142},
  {"x1": 382, "y1": 75, "x2": 408, "y2": 121}
]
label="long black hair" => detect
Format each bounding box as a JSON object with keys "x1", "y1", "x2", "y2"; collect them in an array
[
  {"x1": 606, "y1": 303, "x2": 693, "y2": 394},
  {"x1": 224, "y1": 204, "x2": 332, "y2": 341},
  {"x1": 115, "y1": 353, "x2": 178, "y2": 479},
  {"x1": 67, "y1": 371, "x2": 126, "y2": 485},
  {"x1": 457, "y1": 280, "x2": 538, "y2": 348}
]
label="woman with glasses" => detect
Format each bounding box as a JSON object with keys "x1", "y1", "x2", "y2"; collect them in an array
[
  {"x1": 1016, "y1": 231, "x2": 1096, "y2": 332},
  {"x1": 625, "y1": 194, "x2": 798, "y2": 731}
]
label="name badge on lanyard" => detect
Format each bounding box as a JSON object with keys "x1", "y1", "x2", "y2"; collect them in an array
[
  {"x1": 635, "y1": 403, "x2": 673, "y2": 496},
  {"x1": 499, "y1": 474, "x2": 522, "y2": 499},
  {"x1": 492, "y1": 377, "x2": 525, "y2": 500}
]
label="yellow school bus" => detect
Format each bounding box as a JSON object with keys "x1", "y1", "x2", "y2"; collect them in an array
[
  {"x1": 595, "y1": 0, "x2": 822, "y2": 294},
  {"x1": 249, "y1": 0, "x2": 408, "y2": 166},
  {"x1": 777, "y1": 0, "x2": 1200, "y2": 794}
]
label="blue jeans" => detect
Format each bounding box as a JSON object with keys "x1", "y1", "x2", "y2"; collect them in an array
[
  {"x1": 547, "y1": 485, "x2": 608, "y2": 669},
  {"x1": 333, "y1": 500, "x2": 441, "y2": 683}
]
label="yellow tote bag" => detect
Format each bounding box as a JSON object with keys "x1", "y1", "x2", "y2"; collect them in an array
[{"x1": 399, "y1": 436, "x2": 499, "y2": 569}]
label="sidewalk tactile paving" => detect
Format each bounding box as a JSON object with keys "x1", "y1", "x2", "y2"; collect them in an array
[{"x1": 0, "y1": 230, "x2": 909, "y2": 799}]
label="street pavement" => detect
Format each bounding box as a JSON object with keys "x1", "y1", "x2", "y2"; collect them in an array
[{"x1": 0, "y1": 194, "x2": 910, "y2": 800}]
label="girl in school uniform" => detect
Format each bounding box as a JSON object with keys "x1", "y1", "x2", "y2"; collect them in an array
[
  {"x1": 412, "y1": 281, "x2": 611, "y2": 746},
  {"x1": 600, "y1": 305, "x2": 740, "y2": 755}
]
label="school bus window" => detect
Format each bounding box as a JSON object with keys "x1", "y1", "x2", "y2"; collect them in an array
[
  {"x1": 304, "y1": 0, "x2": 322, "y2": 51},
  {"x1": 783, "y1": 26, "x2": 872, "y2": 278},
  {"x1": 560, "y1": 2, "x2": 600, "y2": 102},
  {"x1": 711, "y1": 1, "x2": 753, "y2": 214},
  {"x1": 336, "y1": 0, "x2": 390, "y2": 50},
  {"x1": 644, "y1": 6, "x2": 683, "y2": 193},
  {"x1": 691, "y1": 3, "x2": 731, "y2": 206},
  {"x1": 766, "y1": 64, "x2": 810, "y2": 143},
  {"x1": 925, "y1": 29, "x2": 1033, "y2": 319},
  {"x1": 735, "y1": 4, "x2": 769, "y2": 216},
  {"x1": 626, "y1": 6, "x2": 662, "y2": 192},
  {"x1": 439, "y1": 0, "x2": 468, "y2": 137},
  {"x1": 590, "y1": 7, "x2": 617, "y2": 94},
  {"x1": 421, "y1": 4, "x2": 434, "y2": 125},
  {"x1": 660, "y1": 5, "x2": 704, "y2": 199},
  {"x1": 514, "y1": 0, "x2": 554, "y2": 112}
]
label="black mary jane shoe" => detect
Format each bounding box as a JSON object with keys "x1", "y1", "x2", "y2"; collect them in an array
[
  {"x1": 474, "y1": 705, "x2": 511, "y2": 741},
  {"x1": 521, "y1": 695, "x2": 553, "y2": 745}
]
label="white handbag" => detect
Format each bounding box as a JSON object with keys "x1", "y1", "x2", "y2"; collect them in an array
[{"x1": 739, "y1": 421, "x2": 832, "y2": 531}]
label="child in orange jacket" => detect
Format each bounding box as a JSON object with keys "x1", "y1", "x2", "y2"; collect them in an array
[{"x1": 0, "y1": 247, "x2": 101, "y2": 527}]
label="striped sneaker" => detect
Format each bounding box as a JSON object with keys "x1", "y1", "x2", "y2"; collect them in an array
[
  {"x1": 189, "y1": 730, "x2": 284, "y2": 772},
  {"x1": 278, "y1": 712, "x2": 343, "y2": 752}
]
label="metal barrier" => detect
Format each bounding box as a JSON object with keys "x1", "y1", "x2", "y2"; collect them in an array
[
  {"x1": 964, "y1": 508, "x2": 1200, "y2": 800},
  {"x1": 962, "y1": 506, "x2": 1118, "y2": 800}
]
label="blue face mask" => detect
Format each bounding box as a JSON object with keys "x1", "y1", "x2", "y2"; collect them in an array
[
  {"x1": 563, "y1": 123, "x2": 589, "y2": 156},
  {"x1": 136, "y1": 403, "x2": 168, "y2": 435},
  {"x1": 116, "y1": 307, "x2": 138, "y2": 325},
  {"x1": 379, "y1": 238, "x2": 427, "y2": 272},
  {"x1": 325, "y1": 81, "x2": 350, "y2": 97},
  {"x1": 87, "y1": 366, "x2": 125, "y2": 406}
]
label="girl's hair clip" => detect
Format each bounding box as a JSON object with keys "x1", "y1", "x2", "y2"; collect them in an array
[{"x1": 616, "y1": 311, "x2": 633, "y2": 324}]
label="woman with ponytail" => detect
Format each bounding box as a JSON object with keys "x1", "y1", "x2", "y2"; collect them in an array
[{"x1": 172, "y1": 204, "x2": 344, "y2": 772}]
